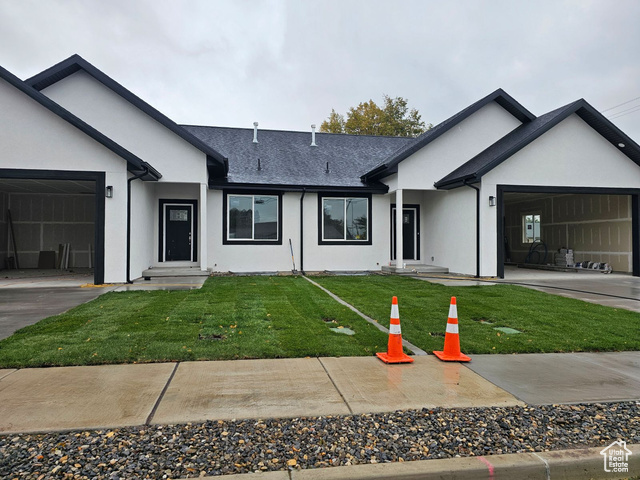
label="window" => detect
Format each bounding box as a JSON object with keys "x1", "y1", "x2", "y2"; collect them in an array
[
  {"x1": 522, "y1": 213, "x2": 541, "y2": 243},
  {"x1": 319, "y1": 195, "x2": 371, "y2": 244},
  {"x1": 225, "y1": 194, "x2": 280, "y2": 243}
]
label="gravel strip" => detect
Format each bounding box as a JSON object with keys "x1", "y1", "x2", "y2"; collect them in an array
[{"x1": 1, "y1": 402, "x2": 639, "y2": 479}]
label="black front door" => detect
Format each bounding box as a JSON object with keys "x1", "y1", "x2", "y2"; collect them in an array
[
  {"x1": 402, "y1": 209, "x2": 415, "y2": 260},
  {"x1": 165, "y1": 205, "x2": 192, "y2": 261},
  {"x1": 392, "y1": 207, "x2": 418, "y2": 260}
]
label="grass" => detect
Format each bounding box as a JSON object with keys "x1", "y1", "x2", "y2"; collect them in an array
[
  {"x1": 0, "y1": 274, "x2": 638, "y2": 368},
  {"x1": 312, "y1": 275, "x2": 640, "y2": 355},
  {"x1": 0, "y1": 276, "x2": 389, "y2": 368}
]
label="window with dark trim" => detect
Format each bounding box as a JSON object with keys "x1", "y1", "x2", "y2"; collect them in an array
[
  {"x1": 223, "y1": 192, "x2": 282, "y2": 244},
  {"x1": 522, "y1": 213, "x2": 541, "y2": 243},
  {"x1": 318, "y1": 194, "x2": 372, "y2": 245}
]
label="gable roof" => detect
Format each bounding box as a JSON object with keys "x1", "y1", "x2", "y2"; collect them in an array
[
  {"x1": 25, "y1": 54, "x2": 228, "y2": 177},
  {"x1": 435, "y1": 98, "x2": 640, "y2": 189},
  {"x1": 182, "y1": 125, "x2": 413, "y2": 192},
  {"x1": 361, "y1": 88, "x2": 536, "y2": 182},
  {"x1": 0, "y1": 64, "x2": 161, "y2": 180}
]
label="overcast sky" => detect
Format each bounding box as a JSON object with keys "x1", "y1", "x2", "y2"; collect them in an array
[{"x1": 1, "y1": 0, "x2": 639, "y2": 140}]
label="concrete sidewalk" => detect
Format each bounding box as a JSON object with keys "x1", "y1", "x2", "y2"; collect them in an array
[
  {"x1": 2, "y1": 354, "x2": 639, "y2": 479},
  {"x1": 0, "y1": 356, "x2": 520, "y2": 434},
  {"x1": 2, "y1": 352, "x2": 640, "y2": 434}
]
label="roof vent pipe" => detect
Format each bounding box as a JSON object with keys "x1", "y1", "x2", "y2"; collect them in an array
[
  {"x1": 311, "y1": 124, "x2": 317, "y2": 147},
  {"x1": 253, "y1": 122, "x2": 259, "y2": 143}
]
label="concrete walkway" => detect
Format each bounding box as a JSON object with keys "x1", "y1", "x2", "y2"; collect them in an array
[
  {"x1": 2, "y1": 352, "x2": 640, "y2": 435},
  {"x1": 418, "y1": 267, "x2": 640, "y2": 312},
  {"x1": 2, "y1": 353, "x2": 639, "y2": 478},
  {"x1": 0, "y1": 356, "x2": 520, "y2": 434}
]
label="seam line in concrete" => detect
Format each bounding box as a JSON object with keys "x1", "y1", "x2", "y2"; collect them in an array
[
  {"x1": 0, "y1": 369, "x2": 20, "y2": 382},
  {"x1": 532, "y1": 452, "x2": 551, "y2": 480},
  {"x1": 461, "y1": 364, "x2": 529, "y2": 405},
  {"x1": 145, "y1": 362, "x2": 180, "y2": 425},
  {"x1": 317, "y1": 357, "x2": 353, "y2": 415},
  {"x1": 303, "y1": 276, "x2": 427, "y2": 356}
]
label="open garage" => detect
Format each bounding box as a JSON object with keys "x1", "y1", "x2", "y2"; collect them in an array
[
  {"x1": 0, "y1": 170, "x2": 105, "y2": 284},
  {"x1": 498, "y1": 186, "x2": 639, "y2": 278}
]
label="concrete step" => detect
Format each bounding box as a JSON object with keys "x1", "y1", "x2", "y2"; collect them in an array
[
  {"x1": 142, "y1": 267, "x2": 210, "y2": 278},
  {"x1": 381, "y1": 265, "x2": 449, "y2": 275}
]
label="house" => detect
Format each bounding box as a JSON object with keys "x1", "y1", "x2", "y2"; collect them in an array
[{"x1": 1, "y1": 54, "x2": 639, "y2": 285}]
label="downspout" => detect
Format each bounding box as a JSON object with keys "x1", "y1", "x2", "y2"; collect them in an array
[
  {"x1": 127, "y1": 166, "x2": 150, "y2": 284},
  {"x1": 464, "y1": 180, "x2": 480, "y2": 278},
  {"x1": 299, "y1": 188, "x2": 306, "y2": 274}
]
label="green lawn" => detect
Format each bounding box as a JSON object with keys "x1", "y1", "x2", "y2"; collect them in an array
[
  {"x1": 313, "y1": 275, "x2": 640, "y2": 355},
  {"x1": 0, "y1": 274, "x2": 638, "y2": 368},
  {"x1": 0, "y1": 276, "x2": 389, "y2": 368}
]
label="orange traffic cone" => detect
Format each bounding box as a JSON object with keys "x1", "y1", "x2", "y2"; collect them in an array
[
  {"x1": 433, "y1": 296, "x2": 471, "y2": 362},
  {"x1": 376, "y1": 296, "x2": 414, "y2": 364}
]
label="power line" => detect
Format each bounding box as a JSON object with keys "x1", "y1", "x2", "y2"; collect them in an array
[
  {"x1": 607, "y1": 103, "x2": 640, "y2": 118},
  {"x1": 602, "y1": 95, "x2": 640, "y2": 113},
  {"x1": 608, "y1": 104, "x2": 640, "y2": 120}
]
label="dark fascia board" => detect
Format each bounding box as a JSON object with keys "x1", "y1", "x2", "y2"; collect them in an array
[
  {"x1": 209, "y1": 180, "x2": 389, "y2": 194},
  {"x1": 0, "y1": 64, "x2": 161, "y2": 181},
  {"x1": 25, "y1": 54, "x2": 228, "y2": 176},
  {"x1": 361, "y1": 88, "x2": 536, "y2": 182},
  {"x1": 435, "y1": 99, "x2": 640, "y2": 190}
]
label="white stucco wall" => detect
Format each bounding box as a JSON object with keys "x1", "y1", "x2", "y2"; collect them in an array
[
  {"x1": 207, "y1": 190, "x2": 301, "y2": 272},
  {"x1": 394, "y1": 102, "x2": 523, "y2": 191},
  {"x1": 303, "y1": 193, "x2": 390, "y2": 271},
  {"x1": 480, "y1": 113, "x2": 640, "y2": 276},
  {"x1": 39, "y1": 70, "x2": 208, "y2": 183},
  {"x1": 205, "y1": 191, "x2": 390, "y2": 272},
  {"x1": 0, "y1": 77, "x2": 130, "y2": 283},
  {"x1": 129, "y1": 179, "x2": 156, "y2": 278},
  {"x1": 422, "y1": 189, "x2": 477, "y2": 275}
]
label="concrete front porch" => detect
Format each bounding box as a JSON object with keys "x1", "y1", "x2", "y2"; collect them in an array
[
  {"x1": 381, "y1": 263, "x2": 449, "y2": 275},
  {"x1": 141, "y1": 266, "x2": 210, "y2": 279}
]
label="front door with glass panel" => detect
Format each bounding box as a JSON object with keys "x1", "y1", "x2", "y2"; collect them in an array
[
  {"x1": 391, "y1": 207, "x2": 419, "y2": 260},
  {"x1": 164, "y1": 204, "x2": 193, "y2": 261}
]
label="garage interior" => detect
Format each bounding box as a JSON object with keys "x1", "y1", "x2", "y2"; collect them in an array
[
  {"x1": 0, "y1": 178, "x2": 96, "y2": 273},
  {"x1": 503, "y1": 192, "x2": 633, "y2": 273}
]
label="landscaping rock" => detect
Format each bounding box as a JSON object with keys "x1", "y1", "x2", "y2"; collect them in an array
[{"x1": 1, "y1": 402, "x2": 638, "y2": 478}]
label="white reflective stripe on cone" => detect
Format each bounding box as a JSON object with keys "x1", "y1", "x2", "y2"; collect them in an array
[
  {"x1": 389, "y1": 323, "x2": 402, "y2": 335},
  {"x1": 448, "y1": 303, "x2": 457, "y2": 318},
  {"x1": 390, "y1": 304, "x2": 399, "y2": 319},
  {"x1": 446, "y1": 322, "x2": 459, "y2": 334}
]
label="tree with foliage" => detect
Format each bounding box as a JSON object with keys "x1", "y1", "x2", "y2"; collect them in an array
[{"x1": 320, "y1": 95, "x2": 430, "y2": 137}]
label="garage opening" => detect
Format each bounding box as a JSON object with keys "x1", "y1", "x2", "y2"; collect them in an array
[
  {"x1": 497, "y1": 187, "x2": 640, "y2": 278},
  {"x1": 0, "y1": 170, "x2": 105, "y2": 284}
]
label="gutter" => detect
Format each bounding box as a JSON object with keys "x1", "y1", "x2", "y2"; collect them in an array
[
  {"x1": 463, "y1": 179, "x2": 481, "y2": 278},
  {"x1": 299, "y1": 188, "x2": 306, "y2": 274},
  {"x1": 126, "y1": 165, "x2": 150, "y2": 284}
]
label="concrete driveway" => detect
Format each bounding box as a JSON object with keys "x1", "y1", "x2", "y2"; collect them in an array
[
  {"x1": 0, "y1": 273, "x2": 115, "y2": 340},
  {"x1": 498, "y1": 266, "x2": 640, "y2": 312}
]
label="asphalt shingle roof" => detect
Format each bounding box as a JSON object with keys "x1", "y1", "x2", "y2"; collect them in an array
[{"x1": 182, "y1": 125, "x2": 413, "y2": 191}]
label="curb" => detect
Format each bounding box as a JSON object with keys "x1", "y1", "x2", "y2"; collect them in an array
[{"x1": 206, "y1": 443, "x2": 639, "y2": 480}]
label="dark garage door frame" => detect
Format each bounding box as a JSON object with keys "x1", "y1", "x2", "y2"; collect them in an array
[
  {"x1": 496, "y1": 185, "x2": 640, "y2": 278},
  {"x1": 0, "y1": 168, "x2": 106, "y2": 285}
]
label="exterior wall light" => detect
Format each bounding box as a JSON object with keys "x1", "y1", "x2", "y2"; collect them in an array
[
  {"x1": 106, "y1": 186, "x2": 113, "y2": 198},
  {"x1": 489, "y1": 195, "x2": 496, "y2": 207}
]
